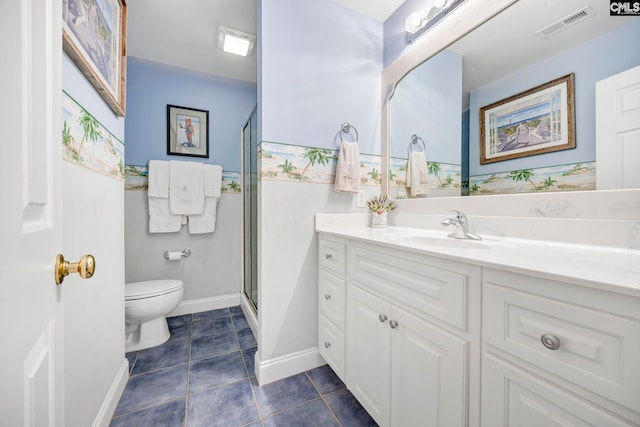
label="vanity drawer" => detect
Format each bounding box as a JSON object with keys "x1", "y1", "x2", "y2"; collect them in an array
[
  {"x1": 350, "y1": 244, "x2": 478, "y2": 331},
  {"x1": 319, "y1": 270, "x2": 346, "y2": 329},
  {"x1": 319, "y1": 237, "x2": 347, "y2": 276},
  {"x1": 319, "y1": 313, "x2": 345, "y2": 381},
  {"x1": 483, "y1": 280, "x2": 640, "y2": 411}
]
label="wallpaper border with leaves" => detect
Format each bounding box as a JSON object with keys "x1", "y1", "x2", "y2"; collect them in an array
[
  {"x1": 466, "y1": 161, "x2": 596, "y2": 195},
  {"x1": 124, "y1": 165, "x2": 241, "y2": 193},
  {"x1": 62, "y1": 91, "x2": 125, "y2": 181}
]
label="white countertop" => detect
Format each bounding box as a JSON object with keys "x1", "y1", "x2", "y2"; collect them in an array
[{"x1": 316, "y1": 219, "x2": 640, "y2": 297}]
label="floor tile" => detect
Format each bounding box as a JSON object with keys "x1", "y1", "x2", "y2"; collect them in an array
[
  {"x1": 306, "y1": 365, "x2": 345, "y2": 395},
  {"x1": 110, "y1": 398, "x2": 186, "y2": 427},
  {"x1": 251, "y1": 374, "x2": 319, "y2": 418},
  {"x1": 236, "y1": 327, "x2": 257, "y2": 349},
  {"x1": 191, "y1": 330, "x2": 240, "y2": 361},
  {"x1": 189, "y1": 351, "x2": 247, "y2": 393},
  {"x1": 263, "y1": 398, "x2": 338, "y2": 427},
  {"x1": 229, "y1": 305, "x2": 243, "y2": 315},
  {"x1": 188, "y1": 380, "x2": 259, "y2": 427},
  {"x1": 132, "y1": 336, "x2": 190, "y2": 375},
  {"x1": 192, "y1": 316, "x2": 234, "y2": 339},
  {"x1": 324, "y1": 389, "x2": 378, "y2": 427},
  {"x1": 231, "y1": 311, "x2": 250, "y2": 330},
  {"x1": 115, "y1": 364, "x2": 188, "y2": 416},
  {"x1": 193, "y1": 308, "x2": 229, "y2": 323},
  {"x1": 167, "y1": 314, "x2": 192, "y2": 327},
  {"x1": 243, "y1": 347, "x2": 257, "y2": 377}
]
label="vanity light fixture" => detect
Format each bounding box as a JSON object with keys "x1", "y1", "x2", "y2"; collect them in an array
[
  {"x1": 218, "y1": 26, "x2": 256, "y2": 57},
  {"x1": 406, "y1": 0, "x2": 467, "y2": 44}
]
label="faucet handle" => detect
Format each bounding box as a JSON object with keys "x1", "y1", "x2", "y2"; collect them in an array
[{"x1": 449, "y1": 209, "x2": 466, "y2": 221}]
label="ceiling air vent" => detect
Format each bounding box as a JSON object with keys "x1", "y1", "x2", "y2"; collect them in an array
[{"x1": 535, "y1": 5, "x2": 596, "y2": 39}]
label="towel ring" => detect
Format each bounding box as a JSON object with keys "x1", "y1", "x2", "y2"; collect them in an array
[
  {"x1": 409, "y1": 134, "x2": 426, "y2": 152},
  {"x1": 340, "y1": 122, "x2": 359, "y2": 143}
]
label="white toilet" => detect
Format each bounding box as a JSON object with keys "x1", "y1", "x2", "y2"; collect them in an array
[{"x1": 124, "y1": 279, "x2": 184, "y2": 352}]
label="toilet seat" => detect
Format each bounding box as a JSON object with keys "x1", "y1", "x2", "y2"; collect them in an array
[{"x1": 125, "y1": 280, "x2": 183, "y2": 301}]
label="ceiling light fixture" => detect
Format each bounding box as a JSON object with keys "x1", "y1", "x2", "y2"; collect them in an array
[
  {"x1": 218, "y1": 26, "x2": 256, "y2": 57},
  {"x1": 406, "y1": 0, "x2": 467, "y2": 44}
]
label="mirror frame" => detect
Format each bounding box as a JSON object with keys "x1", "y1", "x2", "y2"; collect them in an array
[{"x1": 381, "y1": 0, "x2": 518, "y2": 197}]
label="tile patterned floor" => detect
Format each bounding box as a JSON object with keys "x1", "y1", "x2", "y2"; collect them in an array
[{"x1": 112, "y1": 306, "x2": 377, "y2": 426}]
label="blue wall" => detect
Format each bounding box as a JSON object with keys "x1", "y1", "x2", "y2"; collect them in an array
[
  {"x1": 469, "y1": 20, "x2": 640, "y2": 177},
  {"x1": 125, "y1": 57, "x2": 257, "y2": 171},
  {"x1": 260, "y1": 0, "x2": 383, "y2": 154},
  {"x1": 389, "y1": 49, "x2": 461, "y2": 162}
]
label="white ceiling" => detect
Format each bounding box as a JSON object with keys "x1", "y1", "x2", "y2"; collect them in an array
[
  {"x1": 331, "y1": 0, "x2": 406, "y2": 21},
  {"x1": 127, "y1": 0, "x2": 258, "y2": 83}
]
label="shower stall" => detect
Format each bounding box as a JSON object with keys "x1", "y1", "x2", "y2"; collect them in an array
[{"x1": 242, "y1": 106, "x2": 258, "y2": 313}]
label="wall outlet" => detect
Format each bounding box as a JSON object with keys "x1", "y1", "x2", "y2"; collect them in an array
[{"x1": 356, "y1": 190, "x2": 366, "y2": 208}]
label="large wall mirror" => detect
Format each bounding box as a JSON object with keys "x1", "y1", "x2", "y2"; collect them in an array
[{"x1": 386, "y1": 0, "x2": 640, "y2": 199}]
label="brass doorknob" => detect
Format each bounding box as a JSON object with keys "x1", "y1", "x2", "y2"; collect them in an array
[{"x1": 55, "y1": 254, "x2": 95, "y2": 285}]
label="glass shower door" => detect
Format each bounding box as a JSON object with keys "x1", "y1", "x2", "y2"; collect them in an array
[{"x1": 242, "y1": 107, "x2": 258, "y2": 313}]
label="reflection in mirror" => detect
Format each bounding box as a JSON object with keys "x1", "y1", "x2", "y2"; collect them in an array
[{"x1": 387, "y1": 0, "x2": 640, "y2": 199}]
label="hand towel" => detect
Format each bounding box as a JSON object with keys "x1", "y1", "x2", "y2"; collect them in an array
[
  {"x1": 148, "y1": 160, "x2": 182, "y2": 233},
  {"x1": 334, "y1": 141, "x2": 361, "y2": 193},
  {"x1": 169, "y1": 160, "x2": 205, "y2": 215},
  {"x1": 188, "y1": 164, "x2": 223, "y2": 234},
  {"x1": 406, "y1": 151, "x2": 429, "y2": 196}
]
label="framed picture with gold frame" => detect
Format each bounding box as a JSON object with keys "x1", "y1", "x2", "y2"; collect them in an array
[
  {"x1": 62, "y1": 0, "x2": 127, "y2": 117},
  {"x1": 480, "y1": 73, "x2": 575, "y2": 164}
]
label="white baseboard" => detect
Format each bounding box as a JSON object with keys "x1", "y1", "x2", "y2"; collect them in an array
[
  {"x1": 255, "y1": 347, "x2": 325, "y2": 386},
  {"x1": 92, "y1": 358, "x2": 129, "y2": 427},
  {"x1": 168, "y1": 293, "x2": 240, "y2": 317}
]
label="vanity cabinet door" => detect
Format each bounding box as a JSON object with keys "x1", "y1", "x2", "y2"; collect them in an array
[
  {"x1": 390, "y1": 307, "x2": 468, "y2": 427},
  {"x1": 482, "y1": 353, "x2": 634, "y2": 427},
  {"x1": 347, "y1": 285, "x2": 393, "y2": 426}
]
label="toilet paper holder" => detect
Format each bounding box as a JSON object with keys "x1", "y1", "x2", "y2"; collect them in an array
[{"x1": 163, "y1": 249, "x2": 191, "y2": 260}]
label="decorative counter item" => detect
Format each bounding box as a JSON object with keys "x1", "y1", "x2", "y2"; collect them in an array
[{"x1": 366, "y1": 195, "x2": 395, "y2": 228}]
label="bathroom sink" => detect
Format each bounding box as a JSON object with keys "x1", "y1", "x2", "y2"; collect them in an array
[{"x1": 387, "y1": 234, "x2": 490, "y2": 250}]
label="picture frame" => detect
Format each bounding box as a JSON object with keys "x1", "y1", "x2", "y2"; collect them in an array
[
  {"x1": 480, "y1": 73, "x2": 575, "y2": 164},
  {"x1": 167, "y1": 105, "x2": 210, "y2": 158},
  {"x1": 62, "y1": 0, "x2": 127, "y2": 117}
]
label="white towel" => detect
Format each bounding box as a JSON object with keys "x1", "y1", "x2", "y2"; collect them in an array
[
  {"x1": 334, "y1": 141, "x2": 361, "y2": 193},
  {"x1": 148, "y1": 160, "x2": 170, "y2": 198},
  {"x1": 203, "y1": 164, "x2": 223, "y2": 197},
  {"x1": 169, "y1": 161, "x2": 205, "y2": 215},
  {"x1": 148, "y1": 160, "x2": 182, "y2": 233},
  {"x1": 188, "y1": 197, "x2": 219, "y2": 234},
  {"x1": 188, "y1": 164, "x2": 223, "y2": 234},
  {"x1": 406, "y1": 151, "x2": 429, "y2": 196}
]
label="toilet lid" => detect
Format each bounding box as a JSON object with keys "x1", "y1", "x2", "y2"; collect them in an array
[{"x1": 125, "y1": 280, "x2": 183, "y2": 300}]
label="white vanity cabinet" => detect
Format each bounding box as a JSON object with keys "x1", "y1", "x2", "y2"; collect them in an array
[
  {"x1": 481, "y1": 269, "x2": 640, "y2": 427},
  {"x1": 318, "y1": 235, "x2": 481, "y2": 427}
]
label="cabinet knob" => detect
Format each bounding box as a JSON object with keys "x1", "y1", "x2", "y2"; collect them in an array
[
  {"x1": 389, "y1": 320, "x2": 399, "y2": 329},
  {"x1": 324, "y1": 342, "x2": 331, "y2": 349},
  {"x1": 379, "y1": 314, "x2": 388, "y2": 323},
  {"x1": 325, "y1": 253, "x2": 333, "y2": 260},
  {"x1": 540, "y1": 334, "x2": 560, "y2": 350},
  {"x1": 324, "y1": 293, "x2": 332, "y2": 300}
]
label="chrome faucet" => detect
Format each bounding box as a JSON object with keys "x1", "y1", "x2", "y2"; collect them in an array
[{"x1": 441, "y1": 210, "x2": 482, "y2": 240}]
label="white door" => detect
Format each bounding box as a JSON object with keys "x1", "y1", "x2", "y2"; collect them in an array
[
  {"x1": 596, "y1": 65, "x2": 640, "y2": 190},
  {"x1": 0, "y1": 0, "x2": 65, "y2": 425}
]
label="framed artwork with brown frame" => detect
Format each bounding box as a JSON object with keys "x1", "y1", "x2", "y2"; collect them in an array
[
  {"x1": 167, "y1": 105, "x2": 210, "y2": 158},
  {"x1": 480, "y1": 73, "x2": 575, "y2": 165},
  {"x1": 62, "y1": 0, "x2": 127, "y2": 117}
]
